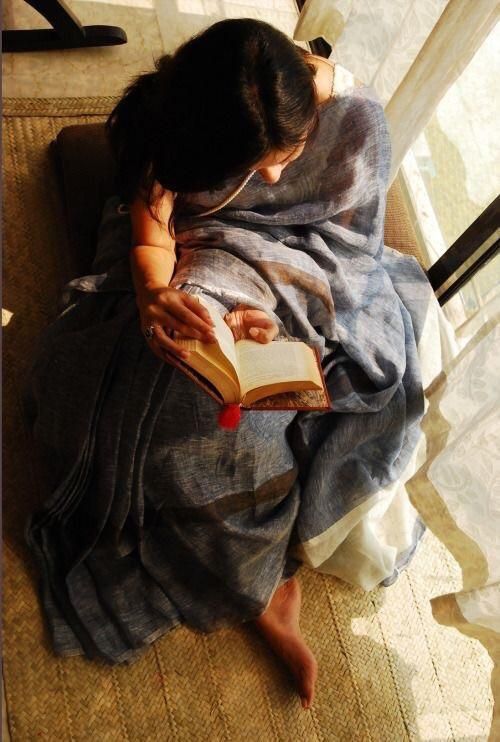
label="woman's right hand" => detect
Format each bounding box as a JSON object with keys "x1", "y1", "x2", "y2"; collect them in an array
[{"x1": 136, "y1": 283, "x2": 217, "y2": 362}]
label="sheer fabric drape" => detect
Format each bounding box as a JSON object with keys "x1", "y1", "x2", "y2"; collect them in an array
[{"x1": 294, "y1": 0, "x2": 498, "y2": 180}]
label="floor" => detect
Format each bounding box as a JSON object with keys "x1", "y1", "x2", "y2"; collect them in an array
[
  {"x1": 2, "y1": 676, "x2": 11, "y2": 741},
  {"x1": 2, "y1": 0, "x2": 307, "y2": 98}
]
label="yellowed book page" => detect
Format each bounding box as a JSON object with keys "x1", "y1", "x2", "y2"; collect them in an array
[
  {"x1": 176, "y1": 296, "x2": 240, "y2": 384},
  {"x1": 175, "y1": 337, "x2": 239, "y2": 396},
  {"x1": 198, "y1": 297, "x2": 239, "y2": 375},
  {"x1": 175, "y1": 297, "x2": 241, "y2": 401},
  {"x1": 176, "y1": 337, "x2": 232, "y2": 376},
  {"x1": 236, "y1": 340, "x2": 322, "y2": 397},
  {"x1": 175, "y1": 347, "x2": 240, "y2": 403}
]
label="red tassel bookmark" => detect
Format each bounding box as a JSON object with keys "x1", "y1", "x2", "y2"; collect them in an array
[{"x1": 218, "y1": 403, "x2": 242, "y2": 430}]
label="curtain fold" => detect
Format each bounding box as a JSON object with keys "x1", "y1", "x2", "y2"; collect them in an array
[
  {"x1": 406, "y1": 309, "x2": 499, "y2": 739},
  {"x1": 294, "y1": 0, "x2": 499, "y2": 180}
]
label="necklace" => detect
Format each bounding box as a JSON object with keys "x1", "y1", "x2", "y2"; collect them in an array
[{"x1": 196, "y1": 168, "x2": 257, "y2": 217}]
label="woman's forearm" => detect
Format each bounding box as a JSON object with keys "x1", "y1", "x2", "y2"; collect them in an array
[
  {"x1": 130, "y1": 244, "x2": 177, "y2": 294},
  {"x1": 129, "y1": 182, "x2": 178, "y2": 297},
  {"x1": 129, "y1": 242, "x2": 216, "y2": 351}
]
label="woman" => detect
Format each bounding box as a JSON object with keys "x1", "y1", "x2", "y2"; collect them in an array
[{"x1": 23, "y1": 18, "x2": 434, "y2": 711}]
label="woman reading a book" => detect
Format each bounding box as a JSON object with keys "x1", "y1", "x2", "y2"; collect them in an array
[{"x1": 23, "y1": 19, "x2": 437, "y2": 710}]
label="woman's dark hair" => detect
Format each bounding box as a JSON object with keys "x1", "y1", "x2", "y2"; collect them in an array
[{"x1": 105, "y1": 18, "x2": 320, "y2": 235}]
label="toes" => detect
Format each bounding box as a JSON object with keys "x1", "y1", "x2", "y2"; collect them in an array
[{"x1": 298, "y1": 655, "x2": 318, "y2": 709}]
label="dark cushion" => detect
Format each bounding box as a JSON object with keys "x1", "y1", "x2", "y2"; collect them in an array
[
  {"x1": 51, "y1": 123, "x2": 118, "y2": 276},
  {"x1": 51, "y1": 122, "x2": 426, "y2": 276}
]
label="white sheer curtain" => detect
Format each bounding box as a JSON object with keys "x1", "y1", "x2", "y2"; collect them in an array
[
  {"x1": 294, "y1": 0, "x2": 498, "y2": 181},
  {"x1": 406, "y1": 306, "x2": 500, "y2": 740}
]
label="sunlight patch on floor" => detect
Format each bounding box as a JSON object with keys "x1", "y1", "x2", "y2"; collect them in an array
[{"x1": 2, "y1": 309, "x2": 14, "y2": 327}]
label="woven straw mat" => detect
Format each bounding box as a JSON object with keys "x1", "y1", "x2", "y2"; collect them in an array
[{"x1": 2, "y1": 96, "x2": 493, "y2": 741}]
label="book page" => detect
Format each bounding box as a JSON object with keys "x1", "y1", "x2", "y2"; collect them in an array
[
  {"x1": 197, "y1": 297, "x2": 239, "y2": 375},
  {"x1": 175, "y1": 336, "x2": 235, "y2": 380},
  {"x1": 174, "y1": 297, "x2": 242, "y2": 401},
  {"x1": 236, "y1": 340, "x2": 323, "y2": 396},
  {"x1": 176, "y1": 297, "x2": 239, "y2": 379},
  {"x1": 172, "y1": 344, "x2": 240, "y2": 402}
]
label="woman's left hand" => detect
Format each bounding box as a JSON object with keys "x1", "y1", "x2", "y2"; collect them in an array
[{"x1": 224, "y1": 304, "x2": 279, "y2": 343}]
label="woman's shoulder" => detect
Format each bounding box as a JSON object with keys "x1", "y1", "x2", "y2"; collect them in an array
[
  {"x1": 317, "y1": 64, "x2": 390, "y2": 172},
  {"x1": 332, "y1": 63, "x2": 366, "y2": 97},
  {"x1": 326, "y1": 63, "x2": 385, "y2": 123}
]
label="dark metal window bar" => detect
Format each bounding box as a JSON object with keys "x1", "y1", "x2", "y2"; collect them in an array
[{"x1": 426, "y1": 195, "x2": 499, "y2": 306}]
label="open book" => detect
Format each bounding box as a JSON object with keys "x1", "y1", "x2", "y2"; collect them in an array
[{"x1": 164, "y1": 297, "x2": 331, "y2": 411}]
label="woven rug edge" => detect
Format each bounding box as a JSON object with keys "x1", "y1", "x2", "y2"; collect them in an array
[{"x1": 2, "y1": 96, "x2": 120, "y2": 117}]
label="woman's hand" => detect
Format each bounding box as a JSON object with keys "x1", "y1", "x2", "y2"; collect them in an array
[
  {"x1": 224, "y1": 304, "x2": 279, "y2": 343},
  {"x1": 136, "y1": 283, "x2": 217, "y2": 362}
]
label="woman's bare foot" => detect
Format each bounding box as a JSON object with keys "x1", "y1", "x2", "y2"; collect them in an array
[{"x1": 253, "y1": 576, "x2": 318, "y2": 709}]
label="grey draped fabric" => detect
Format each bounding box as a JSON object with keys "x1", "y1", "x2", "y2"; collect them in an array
[{"x1": 23, "y1": 81, "x2": 433, "y2": 665}]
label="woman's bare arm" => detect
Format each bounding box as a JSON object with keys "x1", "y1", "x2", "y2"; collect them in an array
[
  {"x1": 129, "y1": 183, "x2": 177, "y2": 291},
  {"x1": 129, "y1": 185, "x2": 278, "y2": 352},
  {"x1": 129, "y1": 184, "x2": 217, "y2": 360}
]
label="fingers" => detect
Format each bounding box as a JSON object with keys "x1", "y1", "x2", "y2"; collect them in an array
[
  {"x1": 223, "y1": 311, "x2": 245, "y2": 340},
  {"x1": 224, "y1": 308, "x2": 279, "y2": 343},
  {"x1": 248, "y1": 324, "x2": 279, "y2": 343},
  {"x1": 152, "y1": 324, "x2": 191, "y2": 360},
  {"x1": 143, "y1": 301, "x2": 217, "y2": 351},
  {"x1": 151, "y1": 292, "x2": 215, "y2": 340},
  {"x1": 145, "y1": 310, "x2": 216, "y2": 345},
  {"x1": 243, "y1": 312, "x2": 276, "y2": 329},
  {"x1": 139, "y1": 289, "x2": 219, "y2": 363},
  {"x1": 165, "y1": 307, "x2": 214, "y2": 341},
  {"x1": 161, "y1": 310, "x2": 216, "y2": 342},
  {"x1": 181, "y1": 295, "x2": 216, "y2": 336},
  {"x1": 240, "y1": 309, "x2": 279, "y2": 343}
]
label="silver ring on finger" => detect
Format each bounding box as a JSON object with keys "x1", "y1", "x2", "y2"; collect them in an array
[{"x1": 143, "y1": 324, "x2": 156, "y2": 341}]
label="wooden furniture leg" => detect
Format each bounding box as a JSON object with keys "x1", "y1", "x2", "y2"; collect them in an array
[{"x1": 2, "y1": 0, "x2": 127, "y2": 52}]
